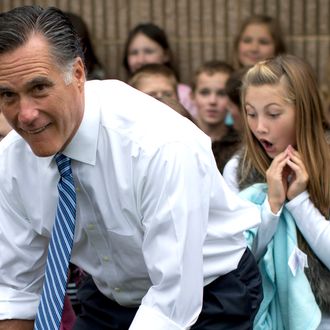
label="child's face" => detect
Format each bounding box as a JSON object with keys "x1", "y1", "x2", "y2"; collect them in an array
[
  {"x1": 244, "y1": 83, "x2": 296, "y2": 158},
  {"x1": 127, "y1": 33, "x2": 169, "y2": 73},
  {"x1": 238, "y1": 23, "x2": 276, "y2": 67},
  {"x1": 136, "y1": 75, "x2": 178, "y2": 101},
  {"x1": 193, "y1": 72, "x2": 229, "y2": 126}
]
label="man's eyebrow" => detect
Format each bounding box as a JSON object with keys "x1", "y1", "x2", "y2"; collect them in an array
[
  {"x1": 0, "y1": 77, "x2": 55, "y2": 94},
  {"x1": 0, "y1": 86, "x2": 13, "y2": 94},
  {"x1": 26, "y1": 77, "x2": 54, "y2": 88}
]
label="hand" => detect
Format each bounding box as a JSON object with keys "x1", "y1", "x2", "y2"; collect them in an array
[
  {"x1": 266, "y1": 149, "x2": 291, "y2": 213},
  {"x1": 0, "y1": 320, "x2": 34, "y2": 330},
  {"x1": 285, "y1": 145, "x2": 309, "y2": 200}
]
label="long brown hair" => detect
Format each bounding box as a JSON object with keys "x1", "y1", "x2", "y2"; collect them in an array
[{"x1": 240, "y1": 54, "x2": 330, "y2": 218}]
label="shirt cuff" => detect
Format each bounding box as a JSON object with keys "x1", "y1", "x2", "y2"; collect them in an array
[
  {"x1": 264, "y1": 196, "x2": 282, "y2": 217},
  {"x1": 286, "y1": 191, "x2": 309, "y2": 210},
  {"x1": 129, "y1": 305, "x2": 186, "y2": 330},
  {"x1": 0, "y1": 288, "x2": 38, "y2": 320}
]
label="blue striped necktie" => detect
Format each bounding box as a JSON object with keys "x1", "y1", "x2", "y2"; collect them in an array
[{"x1": 34, "y1": 154, "x2": 76, "y2": 330}]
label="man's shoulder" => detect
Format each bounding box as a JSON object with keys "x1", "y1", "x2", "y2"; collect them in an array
[
  {"x1": 0, "y1": 130, "x2": 25, "y2": 155},
  {"x1": 0, "y1": 131, "x2": 36, "y2": 170},
  {"x1": 87, "y1": 79, "x2": 209, "y2": 150},
  {"x1": 85, "y1": 79, "x2": 136, "y2": 100}
]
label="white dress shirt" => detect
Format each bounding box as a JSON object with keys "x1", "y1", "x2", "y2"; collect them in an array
[{"x1": 0, "y1": 80, "x2": 260, "y2": 330}]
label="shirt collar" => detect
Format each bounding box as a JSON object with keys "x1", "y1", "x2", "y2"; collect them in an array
[{"x1": 41, "y1": 80, "x2": 101, "y2": 168}]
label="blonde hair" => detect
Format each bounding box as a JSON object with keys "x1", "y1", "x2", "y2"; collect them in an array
[
  {"x1": 321, "y1": 55, "x2": 330, "y2": 120},
  {"x1": 128, "y1": 63, "x2": 178, "y2": 95},
  {"x1": 240, "y1": 54, "x2": 330, "y2": 218}
]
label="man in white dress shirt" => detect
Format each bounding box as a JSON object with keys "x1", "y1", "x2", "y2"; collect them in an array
[{"x1": 0, "y1": 5, "x2": 262, "y2": 330}]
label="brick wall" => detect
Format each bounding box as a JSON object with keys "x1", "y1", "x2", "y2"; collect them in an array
[{"x1": 1, "y1": 0, "x2": 329, "y2": 92}]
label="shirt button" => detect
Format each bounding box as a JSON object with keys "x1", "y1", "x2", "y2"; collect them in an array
[
  {"x1": 87, "y1": 223, "x2": 95, "y2": 230},
  {"x1": 103, "y1": 256, "x2": 110, "y2": 262},
  {"x1": 76, "y1": 186, "x2": 81, "y2": 193},
  {"x1": 114, "y1": 287, "x2": 121, "y2": 292}
]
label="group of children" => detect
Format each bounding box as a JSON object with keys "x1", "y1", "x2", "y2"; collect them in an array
[
  {"x1": 123, "y1": 15, "x2": 287, "y2": 173},
  {"x1": 122, "y1": 15, "x2": 330, "y2": 330}
]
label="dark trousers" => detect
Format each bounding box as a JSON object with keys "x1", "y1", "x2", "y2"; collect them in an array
[{"x1": 73, "y1": 248, "x2": 262, "y2": 330}]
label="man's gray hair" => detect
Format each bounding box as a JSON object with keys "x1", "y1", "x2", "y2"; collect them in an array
[{"x1": 0, "y1": 5, "x2": 85, "y2": 76}]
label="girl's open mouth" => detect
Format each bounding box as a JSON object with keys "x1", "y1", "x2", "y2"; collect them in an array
[{"x1": 260, "y1": 139, "x2": 275, "y2": 153}]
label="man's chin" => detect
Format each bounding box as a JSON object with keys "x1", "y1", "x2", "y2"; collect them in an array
[
  {"x1": 28, "y1": 143, "x2": 61, "y2": 158},
  {"x1": 19, "y1": 132, "x2": 61, "y2": 157}
]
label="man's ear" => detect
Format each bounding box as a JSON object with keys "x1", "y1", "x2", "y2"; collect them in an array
[{"x1": 73, "y1": 57, "x2": 86, "y2": 91}]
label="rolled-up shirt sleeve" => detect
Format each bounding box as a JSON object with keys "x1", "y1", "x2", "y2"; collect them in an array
[
  {"x1": 0, "y1": 180, "x2": 47, "y2": 320},
  {"x1": 251, "y1": 198, "x2": 281, "y2": 261},
  {"x1": 130, "y1": 142, "x2": 211, "y2": 330}
]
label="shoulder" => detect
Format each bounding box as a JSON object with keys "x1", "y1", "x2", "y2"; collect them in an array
[
  {"x1": 222, "y1": 154, "x2": 240, "y2": 193},
  {"x1": 0, "y1": 130, "x2": 27, "y2": 161},
  {"x1": 223, "y1": 154, "x2": 239, "y2": 176},
  {"x1": 85, "y1": 80, "x2": 211, "y2": 157},
  {"x1": 0, "y1": 130, "x2": 41, "y2": 166},
  {"x1": 0, "y1": 131, "x2": 41, "y2": 190}
]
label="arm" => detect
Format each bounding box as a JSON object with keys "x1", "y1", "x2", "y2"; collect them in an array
[
  {"x1": 0, "y1": 184, "x2": 47, "y2": 321},
  {"x1": 281, "y1": 147, "x2": 330, "y2": 267},
  {"x1": 265, "y1": 146, "x2": 330, "y2": 267},
  {"x1": 0, "y1": 320, "x2": 33, "y2": 330},
  {"x1": 224, "y1": 154, "x2": 282, "y2": 260},
  {"x1": 251, "y1": 198, "x2": 281, "y2": 260},
  {"x1": 130, "y1": 142, "x2": 211, "y2": 330},
  {"x1": 252, "y1": 148, "x2": 300, "y2": 258},
  {"x1": 286, "y1": 191, "x2": 330, "y2": 269}
]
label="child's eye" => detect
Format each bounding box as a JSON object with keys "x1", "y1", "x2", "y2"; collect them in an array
[
  {"x1": 245, "y1": 109, "x2": 256, "y2": 118},
  {"x1": 128, "y1": 49, "x2": 138, "y2": 56},
  {"x1": 245, "y1": 105, "x2": 256, "y2": 118},
  {"x1": 198, "y1": 89, "x2": 210, "y2": 96},
  {"x1": 241, "y1": 37, "x2": 252, "y2": 43},
  {"x1": 216, "y1": 89, "x2": 227, "y2": 97},
  {"x1": 162, "y1": 91, "x2": 174, "y2": 98},
  {"x1": 259, "y1": 39, "x2": 272, "y2": 45},
  {"x1": 144, "y1": 48, "x2": 155, "y2": 55}
]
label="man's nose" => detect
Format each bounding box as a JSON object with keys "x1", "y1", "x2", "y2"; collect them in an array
[{"x1": 18, "y1": 97, "x2": 38, "y2": 124}]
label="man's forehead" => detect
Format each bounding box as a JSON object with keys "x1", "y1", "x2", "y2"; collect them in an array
[
  {"x1": 0, "y1": 64, "x2": 53, "y2": 89},
  {"x1": 0, "y1": 39, "x2": 54, "y2": 88},
  {"x1": 0, "y1": 35, "x2": 51, "y2": 67}
]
